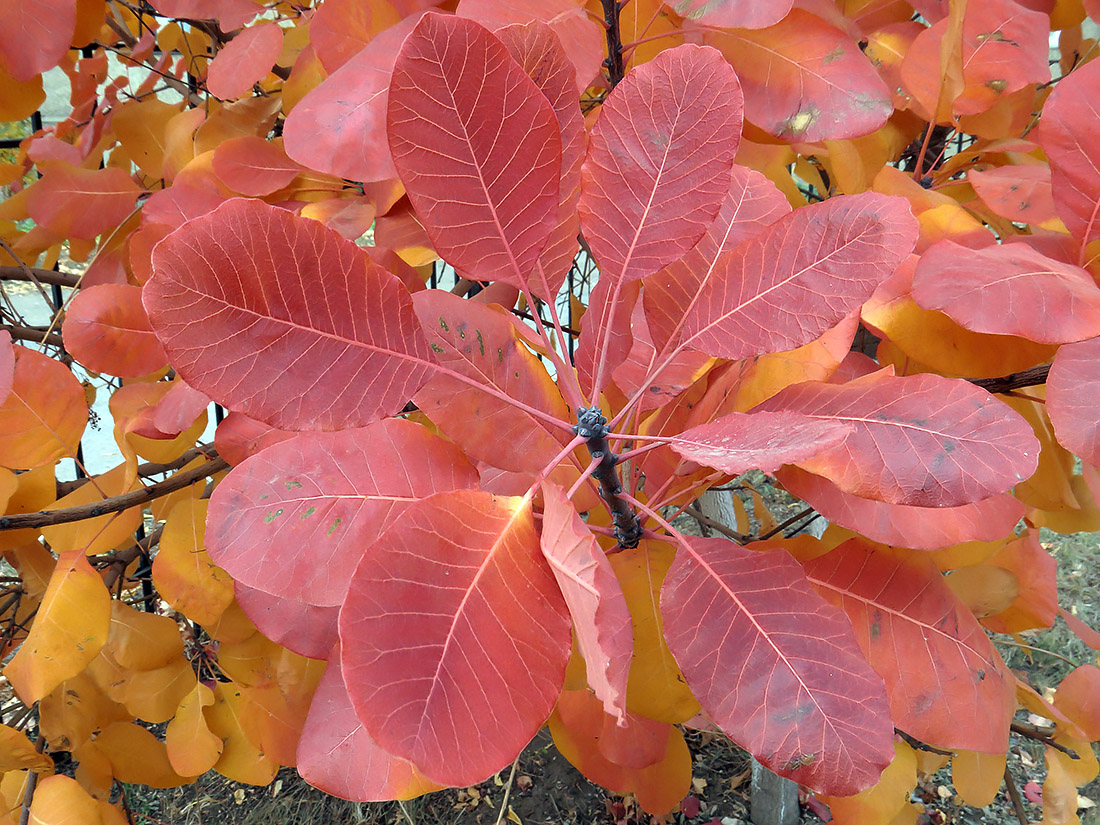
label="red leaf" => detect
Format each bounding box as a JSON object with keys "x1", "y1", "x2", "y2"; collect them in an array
[
  {"x1": 457, "y1": 0, "x2": 604, "y2": 93},
  {"x1": 676, "y1": 0, "x2": 793, "y2": 29},
  {"x1": 412, "y1": 290, "x2": 572, "y2": 474},
  {"x1": 26, "y1": 164, "x2": 142, "y2": 240},
  {"x1": 340, "y1": 491, "x2": 571, "y2": 785},
  {"x1": 495, "y1": 21, "x2": 585, "y2": 298},
  {"x1": 900, "y1": 0, "x2": 1050, "y2": 119},
  {"x1": 706, "y1": 10, "x2": 891, "y2": 141},
  {"x1": 213, "y1": 412, "x2": 295, "y2": 466},
  {"x1": 0, "y1": 330, "x2": 13, "y2": 407},
  {"x1": 1040, "y1": 59, "x2": 1100, "y2": 247},
  {"x1": 206, "y1": 419, "x2": 478, "y2": 608},
  {"x1": 644, "y1": 165, "x2": 791, "y2": 353},
  {"x1": 211, "y1": 136, "x2": 302, "y2": 196},
  {"x1": 680, "y1": 193, "x2": 918, "y2": 361},
  {"x1": 145, "y1": 198, "x2": 434, "y2": 431},
  {"x1": 980, "y1": 533, "x2": 1058, "y2": 635},
  {"x1": 149, "y1": 380, "x2": 210, "y2": 437},
  {"x1": 540, "y1": 482, "x2": 633, "y2": 722},
  {"x1": 578, "y1": 44, "x2": 743, "y2": 285},
  {"x1": 912, "y1": 241, "x2": 1100, "y2": 344},
  {"x1": 206, "y1": 22, "x2": 282, "y2": 99},
  {"x1": 62, "y1": 285, "x2": 168, "y2": 378},
  {"x1": 777, "y1": 466, "x2": 1026, "y2": 551},
  {"x1": 298, "y1": 649, "x2": 444, "y2": 801},
  {"x1": 283, "y1": 13, "x2": 425, "y2": 183},
  {"x1": 681, "y1": 794, "x2": 701, "y2": 818},
  {"x1": 577, "y1": 278, "x2": 641, "y2": 399},
  {"x1": 234, "y1": 584, "x2": 338, "y2": 661},
  {"x1": 1060, "y1": 607, "x2": 1100, "y2": 651},
  {"x1": 758, "y1": 371, "x2": 1039, "y2": 507},
  {"x1": 1047, "y1": 336, "x2": 1100, "y2": 465},
  {"x1": 968, "y1": 165, "x2": 1057, "y2": 227},
  {"x1": 670, "y1": 411, "x2": 851, "y2": 475},
  {"x1": 148, "y1": 0, "x2": 258, "y2": 30},
  {"x1": 661, "y1": 536, "x2": 894, "y2": 795},
  {"x1": 612, "y1": 298, "x2": 711, "y2": 412},
  {"x1": 802, "y1": 539, "x2": 1015, "y2": 753},
  {"x1": 0, "y1": 0, "x2": 75, "y2": 81},
  {"x1": 1024, "y1": 780, "x2": 1043, "y2": 804},
  {"x1": 387, "y1": 13, "x2": 562, "y2": 289}
]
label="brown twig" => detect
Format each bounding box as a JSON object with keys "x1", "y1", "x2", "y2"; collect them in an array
[
  {"x1": 1003, "y1": 764, "x2": 1029, "y2": 825},
  {"x1": 969, "y1": 364, "x2": 1050, "y2": 394},
  {"x1": 1011, "y1": 720, "x2": 1079, "y2": 759},
  {"x1": 681, "y1": 505, "x2": 749, "y2": 544},
  {"x1": 16, "y1": 732, "x2": 44, "y2": 825},
  {"x1": 0, "y1": 266, "x2": 81, "y2": 288},
  {"x1": 895, "y1": 729, "x2": 954, "y2": 756},
  {"x1": 600, "y1": 0, "x2": 626, "y2": 87},
  {"x1": 0, "y1": 457, "x2": 228, "y2": 531},
  {"x1": 1, "y1": 324, "x2": 65, "y2": 349},
  {"x1": 57, "y1": 445, "x2": 218, "y2": 497}
]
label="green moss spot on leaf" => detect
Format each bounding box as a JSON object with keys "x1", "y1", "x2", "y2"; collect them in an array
[{"x1": 264, "y1": 509, "x2": 284, "y2": 524}]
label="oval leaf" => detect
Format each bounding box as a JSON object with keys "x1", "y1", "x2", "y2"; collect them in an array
[
  {"x1": 387, "y1": 13, "x2": 561, "y2": 288},
  {"x1": 670, "y1": 410, "x2": 852, "y2": 475},
  {"x1": 912, "y1": 241, "x2": 1100, "y2": 344},
  {"x1": 1040, "y1": 59, "x2": 1100, "y2": 246},
  {"x1": 777, "y1": 466, "x2": 1026, "y2": 551},
  {"x1": 145, "y1": 198, "x2": 434, "y2": 431},
  {"x1": 757, "y1": 371, "x2": 1039, "y2": 507},
  {"x1": 578, "y1": 43, "x2": 743, "y2": 284},
  {"x1": 803, "y1": 539, "x2": 1015, "y2": 753},
  {"x1": 540, "y1": 482, "x2": 633, "y2": 722},
  {"x1": 26, "y1": 164, "x2": 142, "y2": 240},
  {"x1": 297, "y1": 650, "x2": 444, "y2": 801},
  {"x1": 339, "y1": 490, "x2": 571, "y2": 786},
  {"x1": 62, "y1": 284, "x2": 169, "y2": 377},
  {"x1": 662, "y1": 536, "x2": 894, "y2": 795},
  {"x1": 681, "y1": 193, "x2": 918, "y2": 361},
  {"x1": 0, "y1": 346, "x2": 87, "y2": 470},
  {"x1": 1047, "y1": 335, "x2": 1100, "y2": 465},
  {"x1": 206, "y1": 22, "x2": 282, "y2": 100},
  {"x1": 211, "y1": 136, "x2": 302, "y2": 196},
  {"x1": 706, "y1": 10, "x2": 891, "y2": 142},
  {"x1": 207, "y1": 418, "x2": 479, "y2": 608}
]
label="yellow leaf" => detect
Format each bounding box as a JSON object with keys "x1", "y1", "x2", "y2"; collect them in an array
[
  {"x1": 93, "y1": 722, "x2": 195, "y2": 787},
  {"x1": 166, "y1": 682, "x2": 223, "y2": 777},
  {"x1": 609, "y1": 541, "x2": 700, "y2": 723},
  {"x1": 153, "y1": 498, "x2": 233, "y2": 626},
  {"x1": 207, "y1": 682, "x2": 280, "y2": 785},
  {"x1": 4, "y1": 551, "x2": 111, "y2": 703},
  {"x1": 0, "y1": 64, "x2": 44, "y2": 121},
  {"x1": 821, "y1": 740, "x2": 917, "y2": 825},
  {"x1": 40, "y1": 464, "x2": 142, "y2": 556},
  {"x1": 952, "y1": 750, "x2": 1006, "y2": 808},
  {"x1": 1041, "y1": 747, "x2": 1083, "y2": 825},
  {"x1": 0, "y1": 724, "x2": 53, "y2": 773},
  {"x1": 0, "y1": 463, "x2": 56, "y2": 552},
  {"x1": 944, "y1": 565, "x2": 1019, "y2": 618},
  {"x1": 39, "y1": 671, "x2": 129, "y2": 752},
  {"x1": 28, "y1": 775, "x2": 102, "y2": 825},
  {"x1": 103, "y1": 601, "x2": 184, "y2": 671},
  {"x1": 111, "y1": 98, "x2": 182, "y2": 180}
]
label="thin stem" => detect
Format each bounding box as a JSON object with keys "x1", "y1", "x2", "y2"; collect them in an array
[
  {"x1": 536, "y1": 260, "x2": 584, "y2": 410},
  {"x1": 994, "y1": 638, "x2": 1078, "y2": 669},
  {"x1": 519, "y1": 277, "x2": 582, "y2": 412},
  {"x1": 17, "y1": 732, "x2": 44, "y2": 825},
  {"x1": 567, "y1": 455, "x2": 602, "y2": 500},
  {"x1": 615, "y1": 442, "x2": 665, "y2": 463},
  {"x1": 682, "y1": 505, "x2": 748, "y2": 544},
  {"x1": 756, "y1": 507, "x2": 819, "y2": 542},
  {"x1": 620, "y1": 28, "x2": 686, "y2": 54},
  {"x1": 912, "y1": 122, "x2": 938, "y2": 183},
  {"x1": 493, "y1": 757, "x2": 521, "y2": 825}
]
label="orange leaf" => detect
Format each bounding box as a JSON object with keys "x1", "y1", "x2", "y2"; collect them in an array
[
  {"x1": 62, "y1": 284, "x2": 168, "y2": 378},
  {"x1": 0, "y1": 346, "x2": 87, "y2": 470},
  {"x1": 26, "y1": 164, "x2": 141, "y2": 239},
  {"x1": 4, "y1": 550, "x2": 110, "y2": 703},
  {"x1": 206, "y1": 22, "x2": 283, "y2": 99},
  {"x1": 1054, "y1": 665, "x2": 1100, "y2": 741},
  {"x1": 819, "y1": 741, "x2": 917, "y2": 825},
  {"x1": 207, "y1": 682, "x2": 279, "y2": 785},
  {"x1": 27, "y1": 775, "x2": 101, "y2": 825},
  {"x1": 40, "y1": 464, "x2": 143, "y2": 556}
]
